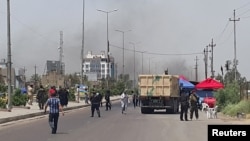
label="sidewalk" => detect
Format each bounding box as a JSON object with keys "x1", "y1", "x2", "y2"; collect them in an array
[{"x1": 0, "y1": 96, "x2": 120, "y2": 124}]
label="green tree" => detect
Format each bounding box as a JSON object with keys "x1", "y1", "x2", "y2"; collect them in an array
[
  {"x1": 215, "y1": 81, "x2": 240, "y2": 109},
  {"x1": 66, "y1": 73, "x2": 80, "y2": 86},
  {"x1": 223, "y1": 67, "x2": 246, "y2": 85},
  {"x1": 30, "y1": 74, "x2": 41, "y2": 82}
]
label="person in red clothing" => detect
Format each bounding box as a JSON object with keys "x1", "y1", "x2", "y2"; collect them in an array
[{"x1": 48, "y1": 86, "x2": 56, "y2": 98}]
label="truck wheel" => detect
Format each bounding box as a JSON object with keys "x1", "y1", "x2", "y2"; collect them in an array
[{"x1": 141, "y1": 107, "x2": 147, "y2": 114}]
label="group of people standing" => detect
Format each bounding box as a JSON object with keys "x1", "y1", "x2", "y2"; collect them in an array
[
  {"x1": 179, "y1": 90, "x2": 199, "y2": 121},
  {"x1": 37, "y1": 85, "x2": 69, "y2": 110}
]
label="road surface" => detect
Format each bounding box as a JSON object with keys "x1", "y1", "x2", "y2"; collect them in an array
[{"x1": 0, "y1": 102, "x2": 244, "y2": 141}]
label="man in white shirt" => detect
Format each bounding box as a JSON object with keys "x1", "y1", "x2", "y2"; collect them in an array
[{"x1": 121, "y1": 91, "x2": 129, "y2": 114}]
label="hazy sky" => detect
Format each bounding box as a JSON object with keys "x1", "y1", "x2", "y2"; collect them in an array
[{"x1": 1, "y1": 0, "x2": 250, "y2": 81}]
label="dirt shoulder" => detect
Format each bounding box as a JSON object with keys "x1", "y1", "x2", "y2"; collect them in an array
[{"x1": 218, "y1": 112, "x2": 250, "y2": 124}]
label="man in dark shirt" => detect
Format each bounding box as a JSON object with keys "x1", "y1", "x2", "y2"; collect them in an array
[
  {"x1": 44, "y1": 92, "x2": 64, "y2": 134},
  {"x1": 179, "y1": 92, "x2": 189, "y2": 121},
  {"x1": 90, "y1": 92, "x2": 101, "y2": 117},
  {"x1": 105, "y1": 89, "x2": 111, "y2": 111},
  {"x1": 189, "y1": 90, "x2": 199, "y2": 120}
]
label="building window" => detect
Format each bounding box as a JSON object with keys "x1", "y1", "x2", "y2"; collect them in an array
[
  {"x1": 101, "y1": 64, "x2": 105, "y2": 68},
  {"x1": 86, "y1": 65, "x2": 89, "y2": 69}
]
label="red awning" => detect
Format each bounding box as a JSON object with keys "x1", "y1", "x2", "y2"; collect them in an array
[{"x1": 195, "y1": 78, "x2": 224, "y2": 90}]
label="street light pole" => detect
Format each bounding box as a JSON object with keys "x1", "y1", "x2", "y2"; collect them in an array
[
  {"x1": 130, "y1": 42, "x2": 140, "y2": 89},
  {"x1": 115, "y1": 29, "x2": 131, "y2": 77},
  {"x1": 81, "y1": 0, "x2": 85, "y2": 85},
  {"x1": 7, "y1": 0, "x2": 12, "y2": 111},
  {"x1": 129, "y1": 42, "x2": 136, "y2": 89},
  {"x1": 97, "y1": 9, "x2": 118, "y2": 88}
]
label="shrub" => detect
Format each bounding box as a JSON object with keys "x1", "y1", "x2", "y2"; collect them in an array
[
  {"x1": 12, "y1": 89, "x2": 28, "y2": 106},
  {"x1": 68, "y1": 88, "x2": 75, "y2": 101},
  {"x1": 0, "y1": 98, "x2": 6, "y2": 108},
  {"x1": 214, "y1": 82, "x2": 240, "y2": 110},
  {"x1": 222, "y1": 100, "x2": 250, "y2": 116}
]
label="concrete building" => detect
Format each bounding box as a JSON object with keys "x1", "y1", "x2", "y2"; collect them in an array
[
  {"x1": 83, "y1": 51, "x2": 116, "y2": 80},
  {"x1": 41, "y1": 60, "x2": 65, "y2": 87},
  {"x1": 0, "y1": 67, "x2": 16, "y2": 88},
  {"x1": 46, "y1": 60, "x2": 65, "y2": 75}
]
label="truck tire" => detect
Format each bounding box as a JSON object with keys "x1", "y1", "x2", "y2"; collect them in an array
[
  {"x1": 141, "y1": 107, "x2": 154, "y2": 114},
  {"x1": 141, "y1": 107, "x2": 147, "y2": 114}
]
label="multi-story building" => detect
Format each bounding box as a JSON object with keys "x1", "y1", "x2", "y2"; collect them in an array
[
  {"x1": 46, "y1": 60, "x2": 65, "y2": 75},
  {"x1": 83, "y1": 51, "x2": 116, "y2": 80}
]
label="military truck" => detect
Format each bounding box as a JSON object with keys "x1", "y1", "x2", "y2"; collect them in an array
[{"x1": 138, "y1": 74, "x2": 180, "y2": 114}]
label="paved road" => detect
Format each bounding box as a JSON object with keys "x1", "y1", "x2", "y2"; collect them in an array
[{"x1": 0, "y1": 101, "x2": 247, "y2": 141}]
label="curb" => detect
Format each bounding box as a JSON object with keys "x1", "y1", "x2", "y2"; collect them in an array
[{"x1": 0, "y1": 98, "x2": 120, "y2": 124}]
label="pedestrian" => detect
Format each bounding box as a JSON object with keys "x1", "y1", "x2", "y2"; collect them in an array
[
  {"x1": 189, "y1": 90, "x2": 199, "y2": 120},
  {"x1": 36, "y1": 85, "x2": 47, "y2": 110},
  {"x1": 138, "y1": 95, "x2": 141, "y2": 107},
  {"x1": 48, "y1": 86, "x2": 57, "y2": 98},
  {"x1": 99, "y1": 93, "x2": 103, "y2": 107},
  {"x1": 58, "y1": 87, "x2": 69, "y2": 107},
  {"x1": 105, "y1": 89, "x2": 111, "y2": 111},
  {"x1": 84, "y1": 91, "x2": 89, "y2": 104},
  {"x1": 44, "y1": 91, "x2": 64, "y2": 134},
  {"x1": 121, "y1": 91, "x2": 129, "y2": 114},
  {"x1": 90, "y1": 92, "x2": 101, "y2": 117},
  {"x1": 27, "y1": 84, "x2": 34, "y2": 105},
  {"x1": 75, "y1": 86, "x2": 80, "y2": 103},
  {"x1": 179, "y1": 92, "x2": 189, "y2": 121},
  {"x1": 132, "y1": 91, "x2": 136, "y2": 108}
]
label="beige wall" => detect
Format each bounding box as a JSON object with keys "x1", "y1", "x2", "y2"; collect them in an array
[
  {"x1": 0, "y1": 68, "x2": 16, "y2": 87},
  {"x1": 41, "y1": 71, "x2": 65, "y2": 87}
]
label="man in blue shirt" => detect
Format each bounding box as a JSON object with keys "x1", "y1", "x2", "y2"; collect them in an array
[{"x1": 44, "y1": 91, "x2": 64, "y2": 134}]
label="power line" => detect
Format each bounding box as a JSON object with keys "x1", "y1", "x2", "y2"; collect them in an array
[
  {"x1": 110, "y1": 44, "x2": 202, "y2": 56},
  {"x1": 236, "y1": 2, "x2": 250, "y2": 11}
]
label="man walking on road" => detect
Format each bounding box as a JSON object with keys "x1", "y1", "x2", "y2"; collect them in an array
[
  {"x1": 121, "y1": 91, "x2": 129, "y2": 114},
  {"x1": 44, "y1": 91, "x2": 64, "y2": 134},
  {"x1": 90, "y1": 92, "x2": 101, "y2": 117},
  {"x1": 36, "y1": 85, "x2": 47, "y2": 110},
  {"x1": 105, "y1": 89, "x2": 112, "y2": 111},
  {"x1": 27, "y1": 84, "x2": 34, "y2": 105}
]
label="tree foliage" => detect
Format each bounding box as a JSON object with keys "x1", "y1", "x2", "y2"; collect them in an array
[
  {"x1": 214, "y1": 65, "x2": 248, "y2": 112},
  {"x1": 30, "y1": 74, "x2": 41, "y2": 83},
  {"x1": 214, "y1": 81, "x2": 240, "y2": 109}
]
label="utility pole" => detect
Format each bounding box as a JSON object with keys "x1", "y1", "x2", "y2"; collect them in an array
[
  {"x1": 203, "y1": 46, "x2": 209, "y2": 79},
  {"x1": 34, "y1": 65, "x2": 37, "y2": 92},
  {"x1": 229, "y1": 9, "x2": 240, "y2": 81},
  {"x1": 7, "y1": 0, "x2": 12, "y2": 111},
  {"x1": 129, "y1": 42, "x2": 137, "y2": 89},
  {"x1": 97, "y1": 9, "x2": 118, "y2": 89},
  {"x1": 209, "y1": 39, "x2": 216, "y2": 78},
  {"x1": 195, "y1": 56, "x2": 198, "y2": 81},
  {"x1": 23, "y1": 66, "x2": 27, "y2": 87},
  {"x1": 59, "y1": 31, "x2": 63, "y2": 75},
  {"x1": 81, "y1": 0, "x2": 85, "y2": 85},
  {"x1": 115, "y1": 29, "x2": 131, "y2": 77}
]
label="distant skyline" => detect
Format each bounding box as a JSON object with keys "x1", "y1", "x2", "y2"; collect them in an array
[{"x1": 1, "y1": 0, "x2": 250, "y2": 81}]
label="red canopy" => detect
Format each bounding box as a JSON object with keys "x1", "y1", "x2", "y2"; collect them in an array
[
  {"x1": 179, "y1": 75, "x2": 188, "y2": 81},
  {"x1": 195, "y1": 78, "x2": 224, "y2": 90}
]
